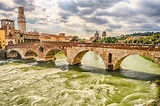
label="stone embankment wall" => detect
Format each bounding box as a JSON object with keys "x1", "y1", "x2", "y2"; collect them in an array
[{"x1": 0, "y1": 50, "x2": 6, "y2": 59}]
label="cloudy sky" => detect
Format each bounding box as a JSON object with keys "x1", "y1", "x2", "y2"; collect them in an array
[{"x1": 0, "y1": 0, "x2": 160, "y2": 38}]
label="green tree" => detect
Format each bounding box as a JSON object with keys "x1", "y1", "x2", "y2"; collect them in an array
[
  {"x1": 103, "y1": 37, "x2": 118, "y2": 43},
  {"x1": 78, "y1": 38, "x2": 86, "y2": 42},
  {"x1": 70, "y1": 36, "x2": 79, "y2": 42}
]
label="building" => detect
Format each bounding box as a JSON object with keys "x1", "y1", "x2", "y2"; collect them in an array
[
  {"x1": 102, "y1": 31, "x2": 106, "y2": 39},
  {"x1": 1, "y1": 19, "x2": 15, "y2": 45},
  {"x1": 58, "y1": 33, "x2": 66, "y2": 41},
  {"x1": 89, "y1": 36, "x2": 94, "y2": 42},
  {"x1": 0, "y1": 30, "x2": 6, "y2": 49},
  {"x1": 15, "y1": 30, "x2": 24, "y2": 43},
  {"x1": 39, "y1": 33, "x2": 67, "y2": 42},
  {"x1": 15, "y1": 30, "x2": 40, "y2": 44},
  {"x1": 94, "y1": 31, "x2": 101, "y2": 41},
  {"x1": 18, "y1": 6, "x2": 26, "y2": 33},
  {"x1": 65, "y1": 35, "x2": 74, "y2": 42},
  {"x1": 23, "y1": 32, "x2": 40, "y2": 42},
  {"x1": 0, "y1": 7, "x2": 40, "y2": 45},
  {"x1": 20, "y1": 30, "x2": 40, "y2": 43},
  {"x1": 1, "y1": 6, "x2": 76, "y2": 45}
]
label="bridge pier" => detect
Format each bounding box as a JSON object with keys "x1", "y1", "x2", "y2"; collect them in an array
[
  {"x1": 22, "y1": 56, "x2": 35, "y2": 60},
  {"x1": 37, "y1": 57, "x2": 56, "y2": 63},
  {"x1": 67, "y1": 60, "x2": 81, "y2": 66},
  {"x1": 106, "y1": 63, "x2": 114, "y2": 71}
]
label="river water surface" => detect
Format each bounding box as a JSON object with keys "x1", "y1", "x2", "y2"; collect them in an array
[{"x1": 0, "y1": 51, "x2": 160, "y2": 106}]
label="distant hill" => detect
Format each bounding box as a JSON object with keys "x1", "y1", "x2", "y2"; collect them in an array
[
  {"x1": 118, "y1": 32, "x2": 160, "y2": 44},
  {"x1": 125, "y1": 32, "x2": 160, "y2": 36}
]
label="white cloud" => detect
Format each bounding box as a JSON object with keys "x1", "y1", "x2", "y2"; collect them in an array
[{"x1": 0, "y1": 0, "x2": 160, "y2": 38}]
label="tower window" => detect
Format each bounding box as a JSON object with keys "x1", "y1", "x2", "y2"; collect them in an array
[{"x1": 20, "y1": 34, "x2": 23, "y2": 37}]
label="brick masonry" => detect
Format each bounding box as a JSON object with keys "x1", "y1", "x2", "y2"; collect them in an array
[{"x1": 6, "y1": 42, "x2": 160, "y2": 70}]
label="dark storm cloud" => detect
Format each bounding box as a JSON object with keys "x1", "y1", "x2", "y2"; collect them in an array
[
  {"x1": 77, "y1": 0, "x2": 122, "y2": 9},
  {"x1": 82, "y1": 17, "x2": 108, "y2": 25},
  {"x1": 58, "y1": 0, "x2": 122, "y2": 14},
  {"x1": 141, "y1": 24, "x2": 160, "y2": 31},
  {"x1": 1, "y1": 12, "x2": 14, "y2": 17},
  {"x1": 84, "y1": 28, "x2": 95, "y2": 33},
  {"x1": 108, "y1": 24, "x2": 122, "y2": 29},
  {"x1": 58, "y1": 0, "x2": 122, "y2": 24},
  {"x1": 106, "y1": 28, "x2": 113, "y2": 32},
  {"x1": 84, "y1": 27, "x2": 100, "y2": 33},
  {"x1": 96, "y1": 4, "x2": 137, "y2": 18},
  {"x1": 58, "y1": 0, "x2": 78, "y2": 13},
  {"x1": 59, "y1": 12, "x2": 72, "y2": 22},
  {"x1": 137, "y1": 0, "x2": 160, "y2": 17},
  {"x1": 13, "y1": 0, "x2": 35, "y2": 11},
  {"x1": 0, "y1": 2, "x2": 16, "y2": 11},
  {"x1": 77, "y1": 8, "x2": 93, "y2": 16},
  {"x1": 57, "y1": 0, "x2": 160, "y2": 32},
  {"x1": 128, "y1": 23, "x2": 160, "y2": 32}
]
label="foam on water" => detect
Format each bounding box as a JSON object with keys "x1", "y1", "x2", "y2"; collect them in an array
[{"x1": 0, "y1": 52, "x2": 159, "y2": 105}]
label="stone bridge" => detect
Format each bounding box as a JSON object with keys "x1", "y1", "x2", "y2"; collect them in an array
[{"x1": 6, "y1": 41, "x2": 160, "y2": 71}]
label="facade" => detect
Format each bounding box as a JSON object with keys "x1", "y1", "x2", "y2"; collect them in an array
[
  {"x1": 89, "y1": 36, "x2": 94, "y2": 42},
  {"x1": 15, "y1": 30, "x2": 40, "y2": 43},
  {"x1": 39, "y1": 33, "x2": 67, "y2": 42},
  {"x1": 85, "y1": 39, "x2": 92, "y2": 43},
  {"x1": 58, "y1": 33, "x2": 66, "y2": 41},
  {"x1": 15, "y1": 30, "x2": 24, "y2": 43},
  {"x1": 23, "y1": 31, "x2": 40, "y2": 43},
  {"x1": 94, "y1": 31, "x2": 101, "y2": 41},
  {"x1": 0, "y1": 30, "x2": 6, "y2": 49},
  {"x1": 18, "y1": 6, "x2": 26, "y2": 33},
  {"x1": 1, "y1": 19, "x2": 15, "y2": 45}
]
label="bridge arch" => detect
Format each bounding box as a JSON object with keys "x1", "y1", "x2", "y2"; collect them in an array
[
  {"x1": 24, "y1": 50, "x2": 38, "y2": 60},
  {"x1": 71, "y1": 49, "x2": 107, "y2": 68},
  {"x1": 44, "y1": 48, "x2": 67, "y2": 62},
  {"x1": 114, "y1": 53, "x2": 158, "y2": 70},
  {"x1": 7, "y1": 50, "x2": 22, "y2": 59}
]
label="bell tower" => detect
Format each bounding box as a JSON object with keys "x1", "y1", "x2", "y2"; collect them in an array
[{"x1": 18, "y1": 6, "x2": 26, "y2": 33}]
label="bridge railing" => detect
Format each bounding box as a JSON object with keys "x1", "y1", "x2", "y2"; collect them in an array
[{"x1": 5, "y1": 41, "x2": 160, "y2": 51}]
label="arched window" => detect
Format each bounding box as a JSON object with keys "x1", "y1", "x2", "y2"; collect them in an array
[{"x1": 8, "y1": 41, "x2": 13, "y2": 45}]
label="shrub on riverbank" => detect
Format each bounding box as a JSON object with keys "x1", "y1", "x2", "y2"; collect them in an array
[
  {"x1": 141, "y1": 55, "x2": 155, "y2": 62},
  {"x1": 155, "y1": 79, "x2": 160, "y2": 105}
]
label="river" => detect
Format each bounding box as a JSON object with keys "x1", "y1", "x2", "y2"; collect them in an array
[{"x1": 0, "y1": 51, "x2": 160, "y2": 106}]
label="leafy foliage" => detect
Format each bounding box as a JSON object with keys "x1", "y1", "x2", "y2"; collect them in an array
[
  {"x1": 120, "y1": 32, "x2": 160, "y2": 44},
  {"x1": 70, "y1": 36, "x2": 86, "y2": 42},
  {"x1": 102, "y1": 37, "x2": 118, "y2": 43},
  {"x1": 70, "y1": 36, "x2": 79, "y2": 42}
]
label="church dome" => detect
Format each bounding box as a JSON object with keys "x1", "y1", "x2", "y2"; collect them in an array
[
  {"x1": 94, "y1": 31, "x2": 99, "y2": 36},
  {"x1": 102, "y1": 31, "x2": 106, "y2": 36}
]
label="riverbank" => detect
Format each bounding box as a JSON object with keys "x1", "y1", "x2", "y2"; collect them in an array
[
  {"x1": 141, "y1": 55, "x2": 155, "y2": 62},
  {"x1": 0, "y1": 50, "x2": 5, "y2": 59},
  {"x1": 155, "y1": 79, "x2": 160, "y2": 105}
]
